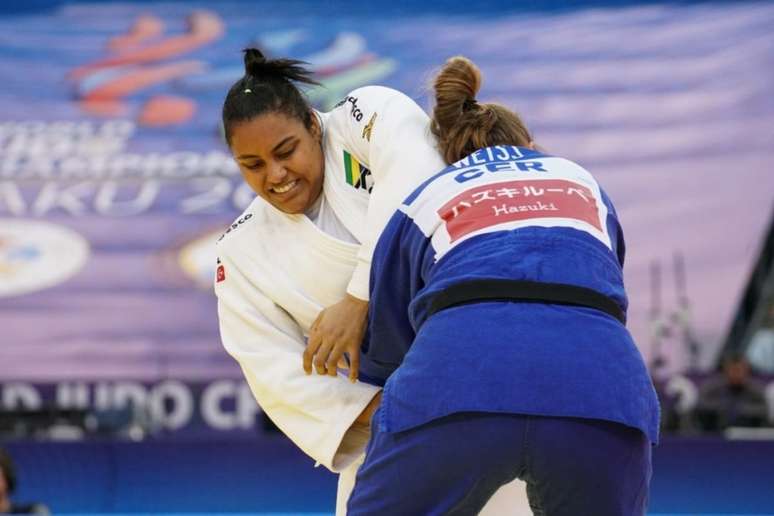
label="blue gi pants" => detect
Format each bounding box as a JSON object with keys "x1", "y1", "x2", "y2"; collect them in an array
[{"x1": 348, "y1": 411, "x2": 652, "y2": 515}]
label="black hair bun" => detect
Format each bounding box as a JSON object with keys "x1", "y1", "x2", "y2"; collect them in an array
[
  {"x1": 243, "y1": 48, "x2": 267, "y2": 76},
  {"x1": 242, "y1": 47, "x2": 319, "y2": 86}
]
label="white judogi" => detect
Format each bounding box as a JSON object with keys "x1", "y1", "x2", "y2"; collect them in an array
[{"x1": 215, "y1": 86, "x2": 445, "y2": 513}]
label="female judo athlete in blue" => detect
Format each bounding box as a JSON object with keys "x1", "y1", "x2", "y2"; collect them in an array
[{"x1": 312, "y1": 56, "x2": 661, "y2": 515}]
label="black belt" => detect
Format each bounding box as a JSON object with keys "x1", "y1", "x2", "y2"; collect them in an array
[{"x1": 425, "y1": 279, "x2": 626, "y2": 325}]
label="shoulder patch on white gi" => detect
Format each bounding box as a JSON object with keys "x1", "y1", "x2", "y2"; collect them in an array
[
  {"x1": 362, "y1": 112, "x2": 377, "y2": 142},
  {"x1": 215, "y1": 257, "x2": 226, "y2": 283},
  {"x1": 342, "y1": 150, "x2": 374, "y2": 193}
]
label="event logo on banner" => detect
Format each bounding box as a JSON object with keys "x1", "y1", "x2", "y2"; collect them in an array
[
  {"x1": 67, "y1": 9, "x2": 396, "y2": 127},
  {"x1": 69, "y1": 11, "x2": 224, "y2": 126},
  {"x1": 0, "y1": 219, "x2": 90, "y2": 297}
]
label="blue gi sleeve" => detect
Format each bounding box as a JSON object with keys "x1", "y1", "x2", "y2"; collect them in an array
[{"x1": 358, "y1": 210, "x2": 428, "y2": 385}]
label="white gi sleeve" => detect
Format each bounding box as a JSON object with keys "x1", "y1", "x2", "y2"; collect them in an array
[
  {"x1": 331, "y1": 86, "x2": 445, "y2": 300},
  {"x1": 215, "y1": 250, "x2": 379, "y2": 472}
]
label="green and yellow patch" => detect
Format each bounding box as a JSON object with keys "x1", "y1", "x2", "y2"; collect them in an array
[{"x1": 343, "y1": 150, "x2": 373, "y2": 192}]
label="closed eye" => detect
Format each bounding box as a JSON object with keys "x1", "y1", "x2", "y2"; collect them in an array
[
  {"x1": 276, "y1": 145, "x2": 296, "y2": 160},
  {"x1": 243, "y1": 160, "x2": 264, "y2": 171}
]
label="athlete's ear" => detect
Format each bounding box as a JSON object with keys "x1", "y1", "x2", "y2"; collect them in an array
[
  {"x1": 309, "y1": 110, "x2": 322, "y2": 143},
  {"x1": 527, "y1": 141, "x2": 536, "y2": 150}
]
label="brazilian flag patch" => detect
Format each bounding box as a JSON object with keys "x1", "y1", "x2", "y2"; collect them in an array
[{"x1": 343, "y1": 150, "x2": 374, "y2": 193}]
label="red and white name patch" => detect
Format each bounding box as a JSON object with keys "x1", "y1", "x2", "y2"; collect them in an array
[{"x1": 437, "y1": 179, "x2": 603, "y2": 243}]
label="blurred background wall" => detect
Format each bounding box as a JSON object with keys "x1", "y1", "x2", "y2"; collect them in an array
[{"x1": 0, "y1": 0, "x2": 773, "y2": 514}]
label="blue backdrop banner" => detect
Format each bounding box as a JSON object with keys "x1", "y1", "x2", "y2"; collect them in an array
[{"x1": 1, "y1": 1, "x2": 773, "y2": 431}]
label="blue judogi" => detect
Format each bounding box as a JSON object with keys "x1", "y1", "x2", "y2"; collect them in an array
[{"x1": 350, "y1": 146, "x2": 659, "y2": 515}]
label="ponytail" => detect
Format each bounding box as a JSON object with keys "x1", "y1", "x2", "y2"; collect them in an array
[
  {"x1": 431, "y1": 56, "x2": 532, "y2": 164},
  {"x1": 242, "y1": 48, "x2": 319, "y2": 87}
]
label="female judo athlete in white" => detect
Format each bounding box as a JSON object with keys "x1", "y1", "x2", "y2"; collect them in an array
[{"x1": 214, "y1": 49, "x2": 445, "y2": 513}]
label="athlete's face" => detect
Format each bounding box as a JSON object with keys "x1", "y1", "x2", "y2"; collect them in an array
[{"x1": 230, "y1": 111, "x2": 324, "y2": 214}]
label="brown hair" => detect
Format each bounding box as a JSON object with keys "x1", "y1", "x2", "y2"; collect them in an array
[{"x1": 431, "y1": 56, "x2": 532, "y2": 164}]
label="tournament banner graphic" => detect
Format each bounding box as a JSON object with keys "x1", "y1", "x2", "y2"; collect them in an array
[
  {"x1": 0, "y1": 379, "x2": 262, "y2": 438},
  {"x1": 1, "y1": 1, "x2": 773, "y2": 436}
]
